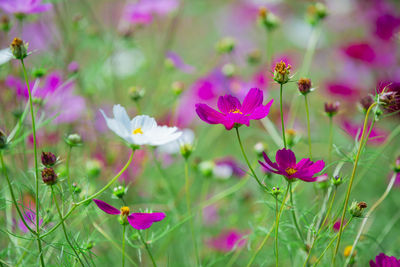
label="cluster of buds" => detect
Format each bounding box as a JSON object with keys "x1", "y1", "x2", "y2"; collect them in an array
[
  {"x1": 215, "y1": 37, "x2": 236, "y2": 54},
  {"x1": 1, "y1": 15, "x2": 10, "y2": 32},
  {"x1": 10, "y1": 38, "x2": 29, "y2": 60},
  {"x1": 305, "y1": 3, "x2": 327, "y2": 26},
  {"x1": 0, "y1": 129, "x2": 7, "y2": 150},
  {"x1": 324, "y1": 101, "x2": 340, "y2": 117},
  {"x1": 113, "y1": 185, "x2": 126, "y2": 199},
  {"x1": 65, "y1": 133, "x2": 82, "y2": 147},
  {"x1": 273, "y1": 61, "x2": 291, "y2": 84},
  {"x1": 297, "y1": 78, "x2": 312, "y2": 95},
  {"x1": 258, "y1": 7, "x2": 280, "y2": 31},
  {"x1": 349, "y1": 201, "x2": 367, "y2": 217},
  {"x1": 41, "y1": 151, "x2": 58, "y2": 185},
  {"x1": 129, "y1": 86, "x2": 146, "y2": 102}
]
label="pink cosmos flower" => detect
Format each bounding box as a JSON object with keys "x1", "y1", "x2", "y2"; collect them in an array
[
  {"x1": 343, "y1": 42, "x2": 376, "y2": 63},
  {"x1": 93, "y1": 199, "x2": 165, "y2": 230},
  {"x1": 369, "y1": 253, "x2": 400, "y2": 267},
  {"x1": 342, "y1": 121, "x2": 387, "y2": 145},
  {"x1": 258, "y1": 148, "x2": 326, "y2": 182},
  {"x1": 17, "y1": 211, "x2": 43, "y2": 233},
  {"x1": 0, "y1": 0, "x2": 52, "y2": 15},
  {"x1": 207, "y1": 229, "x2": 247, "y2": 252},
  {"x1": 195, "y1": 88, "x2": 273, "y2": 130},
  {"x1": 374, "y1": 13, "x2": 400, "y2": 41},
  {"x1": 124, "y1": 0, "x2": 179, "y2": 25},
  {"x1": 333, "y1": 219, "x2": 347, "y2": 232},
  {"x1": 215, "y1": 157, "x2": 246, "y2": 178}
]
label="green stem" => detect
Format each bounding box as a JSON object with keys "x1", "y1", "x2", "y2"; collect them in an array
[
  {"x1": 138, "y1": 230, "x2": 157, "y2": 267},
  {"x1": 328, "y1": 116, "x2": 333, "y2": 163},
  {"x1": 235, "y1": 127, "x2": 264, "y2": 189},
  {"x1": 303, "y1": 187, "x2": 337, "y2": 266},
  {"x1": 40, "y1": 150, "x2": 135, "y2": 238},
  {"x1": 304, "y1": 95, "x2": 312, "y2": 160},
  {"x1": 314, "y1": 217, "x2": 353, "y2": 267},
  {"x1": 184, "y1": 160, "x2": 200, "y2": 266},
  {"x1": 66, "y1": 145, "x2": 73, "y2": 194},
  {"x1": 332, "y1": 102, "x2": 377, "y2": 264},
  {"x1": 275, "y1": 185, "x2": 290, "y2": 267},
  {"x1": 16, "y1": 239, "x2": 34, "y2": 266},
  {"x1": 122, "y1": 225, "x2": 126, "y2": 267},
  {"x1": 345, "y1": 173, "x2": 397, "y2": 265},
  {"x1": 246, "y1": 220, "x2": 275, "y2": 267},
  {"x1": 51, "y1": 186, "x2": 84, "y2": 266},
  {"x1": 289, "y1": 182, "x2": 306, "y2": 246},
  {"x1": 20, "y1": 59, "x2": 44, "y2": 267},
  {"x1": 280, "y1": 84, "x2": 287, "y2": 148}
]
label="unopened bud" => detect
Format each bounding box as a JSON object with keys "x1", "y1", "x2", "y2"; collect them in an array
[
  {"x1": 1, "y1": 16, "x2": 11, "y2": 32},
  {"x1": 216, "y1": 37, "x2": 236, "y2": 54},
  {"x1": 273, "y1": 61, "x2": 291, "y2": 84},
  {"x1": 222, "y1": 63, "x2": 235, "y2": 77},
  {"x1": 306, "y1": 3, "x2": 327, "y2": 26},
  {"x1": 32, "y1": 68, "x2": 47, "y2": 78},
  {"x1": 42, "y1": 168, "x2": 57, "y2": 185},
  {"x1": 180, "y1": 144, "x2": 193, "y2": 160},
  {"x1": 172, "y1": 81, "x2": 185, "y2": 96},
  {"x1": 10, "y1": 38, "x2": 28, "y2": 60},
  {"x1": 129, "y1": 86, "x2": 145, "y2": 102},
  {"x1": 298, "y1": 78, "x2": 312, "y2": 95},
  {"x1": 349, "y1": 201, "x2": 367, "y2": 217},
  {"x1": 271, "y1": 186, "x2": 281, "y2": 196},
  {"x1": 247, "y1": 49, "x2": 262, "y2": 65},
  {"x1": 113, "y1": 185, "x2": 126, "y2": 198},
  {"x1": 41, "y1": 152, "x2": 57, "y2": 167},
  {"x1": 394, "y1": 156, "x2": 400, "y2": 173},
  {"x1": 324, "y1": 102, "x2": 340, "y2": 117},
  {"x1": 258, "y1": 7, "x2": 280, "y2": 31},
  {"x1": 360, "y1": 96, "x2": 374, "y2": 113},
  {"x1": 0, "y1": 129, "x2": 7, "y2": 149},
  {"x1": 86, "y1": 159, "x2": 101, "y2": 178},
  {"x1": 199, "y1": 160, "x2": 215, "y2": 177},
  {"x1": 118, "y1": 206, "x2": 130, "y2": 225},
  {"x1": 254, "y1": 142, "x2": 267, "y2": 158},
  {"x1": 65, "y1": 133, "x2": 82, "y2": 147},
  {"x1": 72, "y1": 182, "x2": 81, "y2": 194},
  {"x1": 331, "y1": 175, "x2": 343, "y2": 186}
]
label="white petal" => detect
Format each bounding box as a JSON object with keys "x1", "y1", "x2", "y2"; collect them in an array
[
  {"x1": 131, "y1": 115, "x2": 157, "y2": 131},
  {"x1": 100, "y1": 109, "x2": 131, "y2": 142},
  {"x1": 113, "y1": 105, "x2": 131, "y2": 130}
]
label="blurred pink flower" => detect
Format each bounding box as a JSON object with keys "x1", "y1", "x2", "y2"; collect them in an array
[
  {"x1": 342, "y1": 120, "x2": 387, "y2": 145},
  {"x1": 124, "y1": 0, "x2": 179, "y2": 25},
  {"x1": 215, "y1": 157, "x2": 246, "y2": 178},
  {"x1": 202, "y1": 204, "x2": 219, "y2": 226},
  {"x1": 0, "y1": 0, "x2": 52, "y2": 15},
  {"x1": 207, "y1": 229, "x2": 247, "y2": 252},
  {"x1": 166, "y1": 51, "x2": 195, "y2": 73},
  {"x1": 343, "y1": 42, "x2": 376, "y2": 63},
  {"x1": 68, "y1": 61, "x2": 80, "y2": 73},
  {"x1": 374, "y1": 13, "x2": 400, "y2": 41}
]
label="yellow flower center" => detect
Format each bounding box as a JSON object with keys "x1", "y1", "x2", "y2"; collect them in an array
[
  {"x1": 343, "y1": 245, "x2": 354, "y2": 257},
  {"x1": 120, "y1": 206, "x2": 130, "y2": 216},
  {"x1": 285, "y1": 167, "x2": 297, "y2": 176},
  {"x1": 132, "y1": 128, "x2": 143, "y2": 135},
  {"x1": 229, "y1": 109, "x2": 243, "y2": 114}
]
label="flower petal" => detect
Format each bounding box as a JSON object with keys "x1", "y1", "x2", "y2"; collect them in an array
[
  {"x1": 248, "y1": 99, "x2": 274, "y2": 120},
  {"x1": 195, "y1": 103, "x2": 225, "y2": 124},
  {"x1": 127, "y1": 212, "x2": 166, "y2": 230},
  {"x1": 93, "y1": 199, "x2": 121, "y2": 215},
  {"x1": 131, "y1": 115, "x2": 157, "y2": 132},
  {"x1": 217, "y1": 95, "x2": 241, "y2": 113},
  {"x1": 275, "y1": 148, "x2": 296, "y2": 169},
  {"x1": 241, "y1": 88, "x2": 263, "y2": 114}
]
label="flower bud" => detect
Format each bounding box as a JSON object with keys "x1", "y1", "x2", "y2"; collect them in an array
[
  {"x1": 41, "y1": 152, "x2": 57, "y2": 167},
  {"x1": 32, "y1": 68, "x2": 47, "y2": 78},
  {"x1": 42, "y1": 168, "x2": 57, "y2": 185},
  {"x1": 324, "y1": 101, "x2": 339, "y2": 117},
  {"x1": 297, "y1": 78, "x2": 312, "y2": 95},
  {"x1": 113, "y1": 185, "x2": 126, "y2": 198},
  {"x1": 258, "y1": 7, "x2": 280, "y2": 31},
  {"x1": 286, "y1": 129, "x2": 299, "y2": 148},
  {"x1": 10, "y1": 38, "x2": 29, "y2": 60},
  {"x1": 273, "y1": 61, "x2": 291, "y2": 84},
  {"x1": 215, "y1": 37, "x2": 236, "y2": 54},
  {"x1": 72, "y1": 182, "x2": 81, "y2": 194},
  {"x1": 222, "y1": 63, "x2": 235, "y2": 77},
  {"x1": 247, "y1": 49, "x2": 262, "y2": 65},
  {"x1": 331, "y1": 175, "x2": 343, "y2": 187},
  {"x1": 86, "y1": 159, "x2": 102, "y2": 178},
  {"x1": 180, "y1": 144, "x2": 193, "y2": 160},
  {"x1": 164, "y1": 58, "x2": 175, "y2": 70},
  {"x1": 172, "y1": 81, "x2": 185, "y2": 96},
  {"x1": 0, "y1": 129, "x2": 7, "y2": 150},
  {"x1": 1, "y1": 15, "x2": 11, "y2": 32},
  {"x1": 128, "y1": 86, "x2": 145, "y2": 102},
  {"x1": 65, "y1": 133, "x2": 82, "y2": 147},
  {"x1": 254, "y1": 142, "x2": 267, "y2": 158},
  {"x1": 393, "y1": 156, "x2": 400, "y2": 173},
  {"x1": 271, "y1": 186, "x2": 281, "y2": 196},
  {"x1": 359, "y1": 96, "x2": 374, "y2": 113},
  {"x1": 85, "y1": 241, "x2": 94, "y2": 250},
  {"x1": 199, "y1": 160, "x2": 215, "y2": 177},
  {"x1": 306, "y1": 3, "x2": 327, "y2": 26},
  {"x1": 344, "y1": 245, "x2": 356, "y2": 258},
  {"x1": 118, "y1": 206, "x2": 130, "y2": 225},
  {"x1": 349, "y1": 201, "x2": 367, "y2": 217}
]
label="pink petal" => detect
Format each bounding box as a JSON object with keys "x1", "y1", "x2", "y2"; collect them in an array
[
  {"x1": 127, "y1": 212, "x2": 166, "y2": 230},
  {"x1": 275, "y1": 148, "x2": 296, "y2": 170},
  {"x1": 195, "y1": 103, "x2": 225, "y2": 124},
  {"x1": 241, "y1": 88, "x2": 263, "y2": 114},
  {"x1": 93, "y1": 199, "x2": 121, "y2": 215},
  {"x1": 247, "y1": 99, "x2": 273, "y2": 120},
  {"x1": 217, "y1": 95, "x2": 241, "y2": 113}
]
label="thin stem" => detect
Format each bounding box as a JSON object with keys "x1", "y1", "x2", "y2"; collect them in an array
[
  {"x1": 40, "y1": 150, "x2": 135, "y2": 238},
  {"x1": 289, "y1": 182, "x2": 306, "y2": 246},
  {"x1": 138, "y1": 230, "x2": 157, "y2": 267},
  {"x1": 246, "y1": 220, "x2": 275, "y2": 267},
  {"x1": 304, "y1": 95, "x2": 312, "y2": 160},
  {"x1": 184, "y1": 160, "x2": 200, "y2": 266},
  {"x1": 332, "y1": 102, "x2": 377, "y2": 264},
  {"x1": 20, "y1": 59, "x2": 44, "y2": 267},
  {"x1": 280, "y1": 84, "x2": 287, "y2": 148},
  {"x1": 328, "y1": 116, "x2": 333, "y2": 163},
  {"x1": 66, "y1": 145, "x2": 73, "y2": 194},
  {"x1": 275, "y1": 185, "x2": 290, "y2": 267},
  {"x1": 122, "y1": 225, "x2": 126, "y2": 267},
  {"x1": 51, "y1": 186, "x2": 84, "y2": 266},
  {"x1": 313, "y1": 217, "x2": 353, "y2": 266},
  {"x1": 303, "y1": 187, "x2": 337, "y2": 266},
  {"x1": 235, "y1": 127, "x2": 264, "y2": 189},
  {"x1": 345, "y1": 173, "x2": 397, "y2": 265}
]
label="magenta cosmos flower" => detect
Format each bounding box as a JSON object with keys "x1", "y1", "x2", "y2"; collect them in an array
[
  {"x1": 370, "y1": 253, "x2": 400, "y2": 267},
  {"x1": 258, "y1": 148, "x2": 326, "y2": 182},
  {"x1": 93, "y1": 199, "x2": 166, "y2": 230},
  {"x1": 0, "y1": 0, "x2": 52, "y2": 15},
  {"x1": 195, "y1": 88, "x2": 273, "y2": 130},
  {"x1": 207, "y1": 229, "x2": 247, "y2": 252}
]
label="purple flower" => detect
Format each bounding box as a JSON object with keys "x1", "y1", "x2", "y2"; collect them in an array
[
  {"x1": 195, "y1": 88, "x2": 273, "y2": 130},
  {"x1": 0, "y1": 0, "x2": 52, "y2": 15},
  {"x1": 258, "y1": 148, "x2": 326, "y2": 182},
  {"x1": 369, "y1": 253, "x2": 400, "y2": 267},
  {"x1": 124, "y1": 0, "x2": 179, "y2": 25},
  {"x1": 342, "y1": 121, "x2": 387, "y2": 145},
  {"x1": 333, "y1": 219, "x2": 346, "y2": 232},
  {"x1": 67, "y1": 61, "x2": 80, "y2": 73},
  {"x1": 343, "y1": 42, "x2": 376, "y2": 63},
  {"x1": 374, "y1": 13, "x2": 400, "y2": 41},
  {"x1": 18, "y1": 211, "x2": 43, "y2": 233},
  {"x1": 93, "y1": 199, "x2": 166, "y2": 230},
  {"x1": 215, "y1": 157, "x2": 246, "y2": 178},
  {"x1": 207, "y1": 229, "x2": 247, "y2": 252},
  {"x1": 166, "y1": 51, "x2": 195, "y2": 73}
]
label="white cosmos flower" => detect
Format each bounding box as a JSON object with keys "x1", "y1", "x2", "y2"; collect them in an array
[
  {"x1": 157, "y1": 128, "x2": 195, "y2": 154},
  {"x1": 100, "y1": 105, "x2": 182, "y2": 146}
]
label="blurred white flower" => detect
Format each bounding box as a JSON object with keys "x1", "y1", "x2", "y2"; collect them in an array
[
  {"x1": 0, "y1": 48, "x2": 12, "y2": 65},
  {"x1": 213, "y1": 164, "x2": 233, "y2": 180},
  {"x1": 158, "y1": 128, "x2": 195, "y2": 154},
  {"x1": 100, "y1": 105, "x2": 182, "y2": 146}
]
